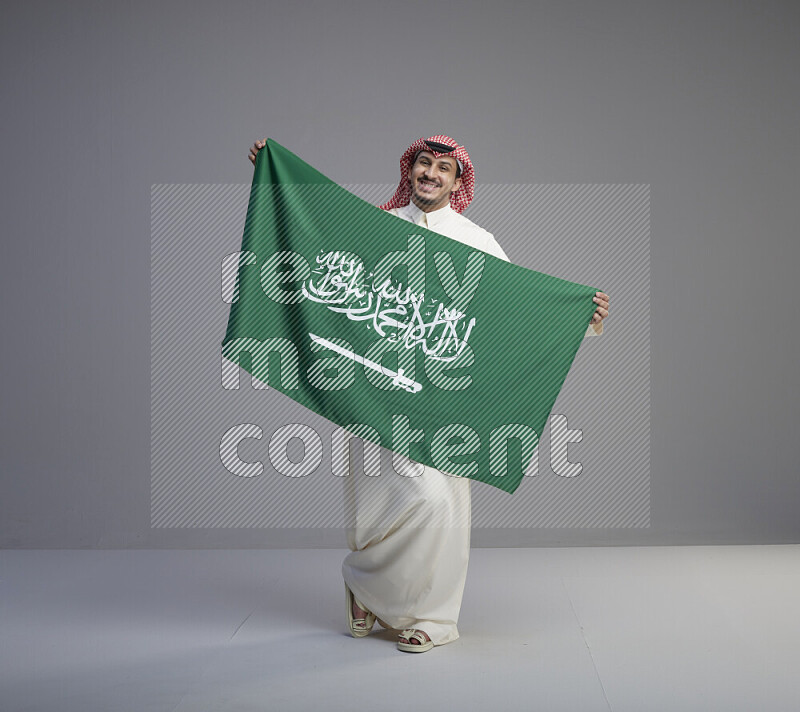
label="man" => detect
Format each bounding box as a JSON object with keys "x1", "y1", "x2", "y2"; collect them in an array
[{"x1": 248, "y1": 135, "x2": 610, "y2": 652}]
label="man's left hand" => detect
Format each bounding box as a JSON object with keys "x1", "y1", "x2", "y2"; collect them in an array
[{"x1": 591, "y1": 291, "x2": 610, "y2": 325}]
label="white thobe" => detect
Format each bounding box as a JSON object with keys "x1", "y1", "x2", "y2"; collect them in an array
[{"x1": 341, "y1": 201, "x2": 602, "y2": 646}]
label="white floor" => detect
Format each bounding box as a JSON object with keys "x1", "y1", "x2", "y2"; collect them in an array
[{"x1": 1, "y1": 545, "x2": 798, "y2": 712}]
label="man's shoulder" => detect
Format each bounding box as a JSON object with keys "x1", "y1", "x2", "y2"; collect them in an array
[
  {"x1": 452, "y1": 211, "x2": 510, "y2": 262},
  {"x1": 449, "y1": 210, "x2": 494, "y2": 240}
]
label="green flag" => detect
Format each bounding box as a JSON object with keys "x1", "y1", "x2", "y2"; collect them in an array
[{"x1": 222, "y1": 139, "x2": 600, "y2": 494}]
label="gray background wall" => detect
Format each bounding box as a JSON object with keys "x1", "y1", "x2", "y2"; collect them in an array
[{"x1": 2, "y1": 0, "x2": 797, "y2": 548}]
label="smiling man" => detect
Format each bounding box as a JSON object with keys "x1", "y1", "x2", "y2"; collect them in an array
[
  {"x1": 377, "y1": 135, "x2": 512, "y2": 264},
  {"x1": 248, "y1": 134, "x2": 610, "y2": 653},
  {"x1": 406, "y1": 144, "x2": 463, "y2": 209}
]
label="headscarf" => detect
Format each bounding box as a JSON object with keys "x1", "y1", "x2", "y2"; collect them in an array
[{"x1": 378, "y1": 135, "x2": 475, "y2": 214}]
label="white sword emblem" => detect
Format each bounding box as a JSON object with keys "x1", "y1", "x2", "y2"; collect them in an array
[{"x1": 309, "y1": 333, "x2": 423, "y2": 393}]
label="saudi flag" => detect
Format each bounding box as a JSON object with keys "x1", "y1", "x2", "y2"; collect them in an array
[{"x1": 221, "y1": 139, "x2": 600, "y2": 494}]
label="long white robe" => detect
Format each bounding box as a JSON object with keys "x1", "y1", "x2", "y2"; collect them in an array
[{"x1": 341, "y1": 201, "x2": 602, "y2": 646}]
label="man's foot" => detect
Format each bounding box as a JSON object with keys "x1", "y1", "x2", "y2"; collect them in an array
[
  {"x1": 346, "y1": 584, "x2": 375, "y2": 637},
  {"x1": 398, "y1": 629, "x2": 430, "y2": 645},
  {"x1": 352, "y1": 598, "x2": 370, "y2": 622},
  {"x1": 397, "y1": 628, "x2": 434, "y2": 652}
]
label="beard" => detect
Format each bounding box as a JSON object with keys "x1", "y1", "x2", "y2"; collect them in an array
[{"x1": 412, "y1": 179, "x2": 447, "y2": 206}]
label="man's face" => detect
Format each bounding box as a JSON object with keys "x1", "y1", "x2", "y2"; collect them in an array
[{"x1": 408, "y1": 150, "x2": 462, "y2": 212}]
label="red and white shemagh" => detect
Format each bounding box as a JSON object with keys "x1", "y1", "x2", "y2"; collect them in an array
[{"x1": 378, "y1": 135, "x2": 475, "y2": 214}]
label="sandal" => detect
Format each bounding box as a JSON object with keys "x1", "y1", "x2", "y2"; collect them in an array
[
  {"x1": 397, "y1": 628, "x2": 434, "y2": 653},
  {"x1": 345, "y1": 584, "x2": 376, "y2": 638}
]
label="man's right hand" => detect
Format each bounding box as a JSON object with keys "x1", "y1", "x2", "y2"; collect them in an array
[{"x1": 248, "y1": 139, "x2": 267, "y2": 166}]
